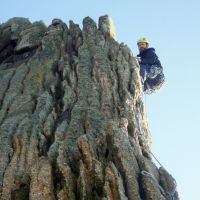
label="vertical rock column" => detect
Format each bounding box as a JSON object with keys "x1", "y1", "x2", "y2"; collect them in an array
[{"x1": 0, "y1": 15, "x2": 179, "y2": 200}]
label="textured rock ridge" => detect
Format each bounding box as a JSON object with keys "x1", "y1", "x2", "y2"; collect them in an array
[{"x1": 0, "y1": 15, "x2": 178, "y2": 200}]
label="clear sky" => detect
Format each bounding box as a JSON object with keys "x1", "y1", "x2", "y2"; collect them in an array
[{"x1": 1, "y1": 0, "x2": 200, "y2": 199}]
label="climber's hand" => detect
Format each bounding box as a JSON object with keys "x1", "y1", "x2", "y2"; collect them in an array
[{"x1": 136, "y1": 56, "x2": 141, "y2": 62}]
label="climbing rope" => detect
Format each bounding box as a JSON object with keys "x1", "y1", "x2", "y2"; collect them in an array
[
  {"x1": 149, "y1": 150, "x2": 164, "y2": 168},
  {"x1": 141, "y1": 169, "x2": 177, "y2": 200},
  {"x1": 141, "y1": 170, "x2": 168, "y2": 199},
  {"x1": 141, "y1": 94, "x2": 177, "y2": 199},
  {"x1": 141, "y1": 151, "x2": 177, "y2": 200}
]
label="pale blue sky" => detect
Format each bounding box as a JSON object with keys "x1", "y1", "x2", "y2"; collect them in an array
[{"x1": 1, "y1": 0, "x2": 200, "y2": 199}]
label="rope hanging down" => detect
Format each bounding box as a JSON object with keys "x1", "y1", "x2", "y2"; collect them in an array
[{"x1": 141, "y1": 151, "x2": 177, "y2": 200}]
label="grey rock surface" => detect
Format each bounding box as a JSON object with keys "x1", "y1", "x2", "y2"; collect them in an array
[{"x1": 0, "y1": 15, "x2": 179, "y2": 200}]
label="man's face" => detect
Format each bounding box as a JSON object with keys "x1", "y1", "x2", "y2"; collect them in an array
[{"x1": 137, "y1": 42, "x2": 148, "y2": 52}]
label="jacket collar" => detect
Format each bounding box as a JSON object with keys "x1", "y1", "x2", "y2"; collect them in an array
[{"x1": 139, "y1": 47, "x2": 155, "y2": 54}]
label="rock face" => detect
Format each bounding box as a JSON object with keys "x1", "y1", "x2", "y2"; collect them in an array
[{"x1": 0, "y1": 16, "x2": 178, "y2": 200}]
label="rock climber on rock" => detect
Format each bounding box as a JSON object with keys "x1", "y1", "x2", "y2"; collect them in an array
[{"x1": 136, "y1": 38, "x2": 165, "y2": 93}]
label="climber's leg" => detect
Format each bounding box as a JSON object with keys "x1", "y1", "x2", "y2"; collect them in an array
[
  {"x1": 147, "y1": 65, "x2": 163, "y2": 79},
  {"x1": 140, "y1": 64, "x2": 147, "y2": 82}
]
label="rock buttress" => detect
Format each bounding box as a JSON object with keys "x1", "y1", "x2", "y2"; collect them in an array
[{"x1": 0, "y1": 16, "x2": 179, "y2": 200}]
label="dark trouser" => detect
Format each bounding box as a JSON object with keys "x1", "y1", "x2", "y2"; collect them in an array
[{"x1": 140, "y1": 64, "x2": 148, "y2": 82}]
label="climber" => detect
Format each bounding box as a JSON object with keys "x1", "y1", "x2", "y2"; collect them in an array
[{"x1": 136, "y1": 38, "x2": 165, "y2": 93}]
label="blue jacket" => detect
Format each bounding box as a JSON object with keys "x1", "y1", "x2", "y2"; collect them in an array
[{"x1": 137, "y1": 47, "x2": 162, "y2": 68}]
